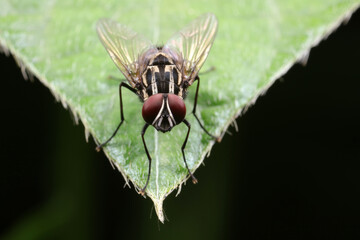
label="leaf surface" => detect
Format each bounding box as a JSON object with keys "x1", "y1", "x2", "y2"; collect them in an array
[{"x1": 1, "y1": 0, "x2": 359, "y2": 222}]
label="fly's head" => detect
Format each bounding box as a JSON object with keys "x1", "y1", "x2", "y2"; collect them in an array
[{"x1": 142, "y1": 94, "x2": 186, "y2": 132}]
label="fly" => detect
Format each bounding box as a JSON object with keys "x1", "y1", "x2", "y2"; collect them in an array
[{"x1": 95, "y1": 13, "x2": 219, "y2": 195}]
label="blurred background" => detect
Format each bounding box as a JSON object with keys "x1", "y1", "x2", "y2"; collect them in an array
[{"x1": 1, "y1": 8, "x2": 359, "y2": 240}]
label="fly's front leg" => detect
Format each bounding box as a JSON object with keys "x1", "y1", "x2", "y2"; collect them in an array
[
  {"x1": 192, "y1": 76, "x2": 221, "y2": 142},
  {"x1": 140, "y1": 123, "x2": 151, "y2": 196},
  {"x1": 96, "y1": 82, "x2": 137, "y2": 152},
  {"x1": 182, "y1": 119, "x2": 198, "y2": 184}
]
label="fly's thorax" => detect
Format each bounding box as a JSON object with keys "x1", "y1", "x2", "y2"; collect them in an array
[
  {"x1": 141, "y1": 52, "x2": 185, "y2": 100},
  {"x1": 142, "y1": 93, "x2": 186, "y2": 133}
]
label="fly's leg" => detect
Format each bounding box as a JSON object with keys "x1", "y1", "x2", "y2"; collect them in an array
[
  {"x1": 199, "y1": 66, "x2": 215, "y2": 75},
  {"x1": 107, "y1": 75, "x2": 125, "y2": 81},
  {"x1": 96, "y1": 82, "x2": 137, "y2": 152},
  {"x1": 182, "y1": 119, "x2": 198, "y2": 184},
  {"x1": 140, "y1": 123, "x2": 151, "y2": 196},
  {"x1": 192, "y1": 76, "x2": 221, "y2": 142}
]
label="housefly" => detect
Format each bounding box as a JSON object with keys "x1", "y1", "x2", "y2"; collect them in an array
[{"x1": 96, "y1": 13, "x2": 219, "y2": 195}]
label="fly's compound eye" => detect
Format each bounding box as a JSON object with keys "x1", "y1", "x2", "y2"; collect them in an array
[
  {"x1": 142, "y1": 94, "x2": 164, "y2": 124},
  {"x1": 168, "y1": 94, "x2": 186, "y2": 124}
]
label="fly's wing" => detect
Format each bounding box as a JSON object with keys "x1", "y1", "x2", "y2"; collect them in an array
[
  {"x1": 163, "y1": 13, "x2": 218, "y2": 85},
  {"x1": 97, "y1": 18, "x2": 158, "y2": 87}
]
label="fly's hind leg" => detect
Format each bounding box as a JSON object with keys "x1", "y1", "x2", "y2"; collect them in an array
[{"x1": 199, "y1": 66, "x2": 216, "y2": 75}]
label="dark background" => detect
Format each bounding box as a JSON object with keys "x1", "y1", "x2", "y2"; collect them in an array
[{"x1": 1, "y1": 9, "x2": 359, "y2": 240}]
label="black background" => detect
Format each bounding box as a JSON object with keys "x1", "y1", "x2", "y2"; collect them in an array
[{"x1": 1, "y1": 9, "x2": 359, "y2": 240}]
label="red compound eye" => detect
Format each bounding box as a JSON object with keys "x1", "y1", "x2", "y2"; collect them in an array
[
  {"x1": 142, "y1": 94, "x2": 163, "y2": 124},
  {"x1": 168, "y1": 94, "x2": 186, "y2": 124}
]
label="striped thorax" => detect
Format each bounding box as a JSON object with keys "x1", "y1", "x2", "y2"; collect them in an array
[{"x1": 141, "y1": 52, "x2": 183, "y2": 101}]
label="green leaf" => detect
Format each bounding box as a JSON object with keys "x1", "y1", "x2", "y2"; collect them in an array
[{"x1": 1, "y1": 0, "x2": 359, "y2": 222}]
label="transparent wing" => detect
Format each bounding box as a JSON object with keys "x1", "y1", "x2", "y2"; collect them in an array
[
  {"x1": 163, "y1": 13, "x2": 218, "y2": 85},
  {"x1": 97, "y1": 18, "x2": 158, "y2": 86}
]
